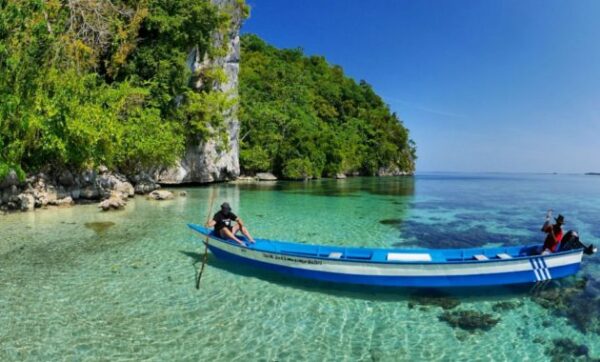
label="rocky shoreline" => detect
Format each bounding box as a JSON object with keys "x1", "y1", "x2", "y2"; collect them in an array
[
  {"x1": 0, "y1": 168, "x2": 413, "y2": 213},
  {"x1": 0, "y1": 166, "x2": 166, "y2": 213}
]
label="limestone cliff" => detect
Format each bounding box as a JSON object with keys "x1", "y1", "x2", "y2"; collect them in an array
[{"x1": 157, "y1": 0, "x2": 243, "y2": 184}]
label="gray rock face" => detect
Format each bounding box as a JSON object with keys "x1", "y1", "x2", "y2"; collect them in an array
[
  {"x1": 1, "y1": 185, "x2": 19, "y2": 204},
  {"x1": 157, "y1": 0, "x2": 242, "y2": 184},
  {"x1": 39, "y1": 185, "x2": 58, "y2": 206},
  {"x1": 133, "y1": 172, "x2": 160, "y2": 194},
  {"x1": 56, "y1": 196, "x2": 74, "y2": 207},
  {"x1": 58, "y1": 170, "x2": 75, "y2": 186},
  {"x1": 0, "y1": 167, "x2": 146, "y2": 212},
  {"x1": 0, "y1": 1, "x2": 245, "y2": 212},
  {"x1": 256, "y1": 172, "x2": 277, "y2": 181},
  {"x1": 114, "y1": 180, "x2": 135, "y2": 198},
  {"x1": 80, "y1": 185, "x2": 99, "y2": 199},
  {"x1": 18, "y1": 194, "x2": 35, "y2": 211},
  {"x1": 98, "y1": 191, "x2": 127, "y2": 211},
  {"x1": 377, "y1": 166, "x2": 412, "y2": 177}
]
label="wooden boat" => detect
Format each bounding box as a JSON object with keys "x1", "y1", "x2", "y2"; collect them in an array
[{"x1": 188, "y1": 224, "x2": 593, "y2": 287}]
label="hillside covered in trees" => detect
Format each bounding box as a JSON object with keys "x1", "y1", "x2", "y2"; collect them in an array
[
  {"x1": 239, "y1": 34, "x2": 416, "y2": 179},
  {"x1": 0, "y1": 0, "x2": 242, "y2": 181},
  {"x1": 0, "y1": 1, "x2": 415, "y2": 183}
]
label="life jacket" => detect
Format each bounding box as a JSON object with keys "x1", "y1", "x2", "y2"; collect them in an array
[
  {"x1": 543, "y1": 226, "x2": 563, "y2": 252},
  {"x1": 552, "y1": 229, "x2": 563, "y2": 252}
]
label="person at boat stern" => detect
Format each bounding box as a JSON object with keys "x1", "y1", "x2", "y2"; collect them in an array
[
  {"x1": 206, "y1": 202, "x2": 255, "y2": 246},
  {"x1": 541, "y1": 211, "x2": 564, "y2": 254}
]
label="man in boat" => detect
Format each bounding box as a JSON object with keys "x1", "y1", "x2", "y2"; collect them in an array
[
  {"x1": 207, "y1": 202, "x2": 255, "y2": 246},
  {"x1": 541, "y1": 213, "x2": 564, "y2": 254},
  {"x1": 540, "y1": 211, "x2": 596, "y2": 255}
]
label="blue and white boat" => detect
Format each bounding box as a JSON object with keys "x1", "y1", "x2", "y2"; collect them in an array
[{"x1": 188, "y1": 224, "x2": 594, "y2": 287}]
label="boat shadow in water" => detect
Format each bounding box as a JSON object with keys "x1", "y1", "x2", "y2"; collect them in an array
[{"x1": 178, "y1": 250, "x2": 567, "y2": 303}]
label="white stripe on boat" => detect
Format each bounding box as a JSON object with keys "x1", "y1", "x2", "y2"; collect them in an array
[
  {"x1": 533, "y1": 268, "x2": 542, "y2": 282},
  {"x1": 529, "y1": 257, "x2": 556, "y2": 282},
  {"x1": 542, "y1": 267, "x2": 552, "y2": 280}
]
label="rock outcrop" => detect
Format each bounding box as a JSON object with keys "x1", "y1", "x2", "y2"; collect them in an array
[
  {"x1": 0, "y1": 1, "x2": 245, "y2": 212},
  {"x1": 0, "y1": 166, "x2": 141, "y2": 212},
  {"x1": 98, "y1": 191, "x2": 127, "y2": 211},
  {"x1": 148, "y1": 190, "x2": 175, "y2": 201},
  {"x1": 377, "y1": 166, "x2": 412, "y2": 177},
  {"x1": 17, "y1": 193, "x2": 35, "y2": 212},
  {"x1": 256, "y1": 172, "x2": 277, "y2": 181},
  {"x1": 157, "y1": 0, "x2": 243, "y2": 184}
]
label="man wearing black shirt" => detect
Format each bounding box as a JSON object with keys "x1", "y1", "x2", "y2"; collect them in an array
[{"x1": 207, "y1": 202, "x2": 255, "y2": 246}]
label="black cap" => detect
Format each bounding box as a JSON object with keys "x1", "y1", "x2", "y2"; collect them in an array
[
  {"x1": 221, "y1": 202, "x2": 231, "y2": 211},
  {"x1": 555, "y1": 214, "x2": 565, "y2": 224}
]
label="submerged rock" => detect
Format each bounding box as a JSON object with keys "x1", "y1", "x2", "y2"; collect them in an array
[
  {"x1": 408, "y1": 290, "x2": 461, "y2": 310},
  {"x1": 379, "y1": 218, "x2": 403, "y2": 226},
  {"x1": 148, "y1": 190, "x2": 174, "y2": 200},
  {"x1": 491, "y1": 300, "x2": 524, "y2": 312},
  {"x1": 400, "y1": 220, "x2": 517, "y2": 249},
  {"x1": 545, "y1": 338, "x2": 590, "y2": 361},
  {"x1": 531, "y1": 277, "x2": 600, "y2": 334},
  {"x1": 84, "y1": 221, "x2": 116, "y2": 234},
  {"x1": 439, "y1": 310, "x2": 500, "y2": 332}
]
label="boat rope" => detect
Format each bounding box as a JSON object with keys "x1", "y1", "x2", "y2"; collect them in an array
[{"x1": 196, "y1": 186, "x2": 218, "y2": 289}]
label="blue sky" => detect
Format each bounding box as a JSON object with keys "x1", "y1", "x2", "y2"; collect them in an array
[{"x1": 242, "y1": 0, "x2": 600, "y2": 173}]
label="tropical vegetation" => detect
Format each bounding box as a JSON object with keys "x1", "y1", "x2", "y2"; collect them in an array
[
  {"x1": 239, "y1": 34, "x2": 416, "y2": 179},
  {"x1": 0, "y1": 1, "x2": 415, "y2": 182},
  {"x1": 0, "y1": 0, "x2": 241, "y2": 180}
]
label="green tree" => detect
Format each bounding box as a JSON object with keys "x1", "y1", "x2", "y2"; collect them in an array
[
  {"x1": 239, "y1": 34, "x2": 416, "y2": 178},
  {"x1": 0, "y1": 0, "x2": 245, "y2": 179}
]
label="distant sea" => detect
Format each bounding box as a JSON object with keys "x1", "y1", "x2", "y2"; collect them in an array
[{"x1": 1, "y1": 173, "x2": 599, "y2": 360}]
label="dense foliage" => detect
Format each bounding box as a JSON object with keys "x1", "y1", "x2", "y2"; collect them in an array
[
  {"x1": 0, "y1": 0, "x2": 239, "y2": 179},
  {"x1": 1, "y1": 2, "x2": 415, "y2": 182},
  {"x1": 239, "y1": 34, "x2": 416, "y2": 179}
]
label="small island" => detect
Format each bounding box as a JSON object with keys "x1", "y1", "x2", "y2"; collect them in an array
[{"x1": 585, "y1": 172, "x2": 600, "y2": 176}]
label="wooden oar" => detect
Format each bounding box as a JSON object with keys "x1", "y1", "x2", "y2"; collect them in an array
[{"x1": 196, "y1": 186, "x2": 218, "y2": 289}]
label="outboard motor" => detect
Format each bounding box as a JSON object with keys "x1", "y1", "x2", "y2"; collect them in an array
[{"x1": 559, "y1": 230, "x2": 596, "y2": 255}]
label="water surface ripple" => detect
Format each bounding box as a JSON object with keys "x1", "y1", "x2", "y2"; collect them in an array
[{"x1": 1, "y1": 174, "x2": 599, "y2": 361}]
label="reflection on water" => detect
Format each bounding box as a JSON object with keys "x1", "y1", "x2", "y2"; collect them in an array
[{"x1": 0, "y1": 174, "x2": 599, "y2": 361}]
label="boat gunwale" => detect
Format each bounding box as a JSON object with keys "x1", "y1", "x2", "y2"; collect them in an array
[{"x1": 187, "y1": 223, "x2": 583, "y2": 266}]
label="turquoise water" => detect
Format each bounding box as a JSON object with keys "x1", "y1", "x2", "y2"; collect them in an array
[{"x1": 1, "y1": 173, "x2": 599, "y2": 361}]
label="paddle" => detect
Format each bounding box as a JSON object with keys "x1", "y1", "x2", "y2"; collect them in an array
[{"x1": 196, "y1": 187, "x2": 218, "y2": 289}]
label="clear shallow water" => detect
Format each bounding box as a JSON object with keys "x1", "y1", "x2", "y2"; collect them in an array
[{"x1": 1, "y1": 173, "x2": 600, "y2": 361}]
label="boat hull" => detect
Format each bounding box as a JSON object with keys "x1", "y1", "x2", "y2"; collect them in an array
[{"x1": 198, "y1": 230, "x2": 583, "y2": 288}]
